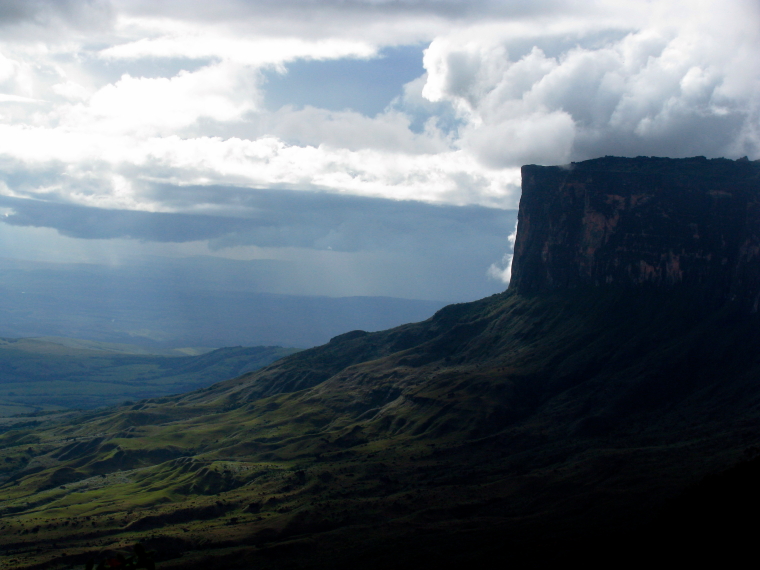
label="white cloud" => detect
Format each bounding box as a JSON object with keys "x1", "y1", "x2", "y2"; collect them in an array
[
  {"x1": 0, "y1": 93, "x2": 42, "y2": 103},
  {"x1": 60, "y1": 62, "x2": 258, "y2": 136},
  {"x1": 422, "y1": 0, "x2": 760, "y2": 166},
  {"x1": 0, "y1": 124, "x2": 520, "y2": 210},
  {"x1": 135, "y1": 135, "x2": 518, "y2": 208},
  {"x1": 100, "y1": 27, "x2": 378, "y2": 68},
  {"x1": 465, "y1": 110, "x2": 576, "y2": 167},
  {"x1": 0, "y1": 0, "x2": 756, "y2": 226},
  {"x1": 487, "y1": 218, "x2": 517, "y2": 284},
  {"x1": 263, "y1": 106, "x2": 451, "y2": 154},
  {"x1": 52, "y1": 80, "x2": 90, "y2": 101},
  {"x1": 0, "y1": 49, "x2": 38, "y2": 99}
]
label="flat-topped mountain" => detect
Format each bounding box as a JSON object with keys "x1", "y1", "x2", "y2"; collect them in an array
[
  {"x1": 1, "y1": 157, "x2": 760, "y2": 570},
  {"x1": 512, "y1": 156, "x2": 760, "y2": 309}
]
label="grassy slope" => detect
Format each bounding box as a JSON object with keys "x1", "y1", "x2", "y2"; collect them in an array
[
  {"x1": 1, "y1": 288, "x2": 760, "y2": 568},
  {"x1": 0, "y1": 341, "x2": 300, "y2": 414}
]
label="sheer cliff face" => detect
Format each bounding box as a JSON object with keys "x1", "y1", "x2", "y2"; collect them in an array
[{"x1": 509, "y1": 156, "x2": 760, "y2": 310}]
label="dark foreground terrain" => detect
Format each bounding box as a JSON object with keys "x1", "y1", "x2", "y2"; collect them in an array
[
  {"x1": 1, "y1": 287, "x2": 760, "y2": 569},
  {"x1": 1, "y1": 156, "x2": 760, "y2": 569}
]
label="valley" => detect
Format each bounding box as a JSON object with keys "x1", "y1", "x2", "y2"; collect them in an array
[
  {"x1": 0, "y1": 339, "x2": 299, "y2": 416},
  {"x1": 0, "y1": 257, "x2": 450, "y2": 350}
]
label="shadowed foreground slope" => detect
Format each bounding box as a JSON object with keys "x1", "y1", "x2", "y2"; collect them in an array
[{"x1": 2, "y1": 286, "x2": 760, "y2": 569}]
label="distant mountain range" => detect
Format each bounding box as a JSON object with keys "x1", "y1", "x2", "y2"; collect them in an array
[
  {"x1": 0, "y1": 257, "x2": 447, "y2": 348},
  {"x1": 0, "y1": 337, "x2": 299, "y2": 416},
  {"x1": 1, "y1": 156, "x2": 759, "y2": 570}
]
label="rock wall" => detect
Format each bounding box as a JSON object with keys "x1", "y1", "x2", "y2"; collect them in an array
[{"x1": 509, "y1": 156, "x2": 760, "y2": 310}]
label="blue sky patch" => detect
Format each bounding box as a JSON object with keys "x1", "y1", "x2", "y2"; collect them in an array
[{"x1": 263, "y1": 44, "x2": 426, "y2": 116}]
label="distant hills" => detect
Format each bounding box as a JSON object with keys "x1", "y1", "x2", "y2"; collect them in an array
[
  {"x1": 1, "y1": 157, "x2": 759, "y2": 569},
  {"x1": 0, "y1": 338, "x2": 298, "y2": 416},
  {"x1": 0, "y1": 257, "x2": 447, "y2": 348}
]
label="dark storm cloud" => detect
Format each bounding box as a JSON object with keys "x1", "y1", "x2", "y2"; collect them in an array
[
  {"x1": 0, "y1": 195, "x2": 246, "y2": 242},
  {"x1": 0, "y1": 189, "x2": 517, "y2": 301},
  {"x1": 0, "y1": 188, "x2": 515, "y2": 253}
]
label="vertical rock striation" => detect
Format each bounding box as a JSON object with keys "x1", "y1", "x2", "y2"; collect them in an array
[{"x1": 509, "y1": 156, "x2": 760, "y2": 310}]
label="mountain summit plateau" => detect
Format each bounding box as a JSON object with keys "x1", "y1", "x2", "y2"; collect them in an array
[{"x1": 513, "y1": 156, "x2": 760, "y2": 308}]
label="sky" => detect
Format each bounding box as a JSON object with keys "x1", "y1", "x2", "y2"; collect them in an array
[{"x1": 0, "y1": 0, "x2": 758, "y2": 302}]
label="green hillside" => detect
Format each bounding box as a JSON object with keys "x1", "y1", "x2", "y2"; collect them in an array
[
  {"x1": 1, "y1": 288, "x2": 758, "y2": 568},
  {"x1": 0, "y1": 339, "x2": 299, "y2": 415}
]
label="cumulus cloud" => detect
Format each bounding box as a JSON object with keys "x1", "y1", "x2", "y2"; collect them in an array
[
  {"x1": 100, "y1": 33, "x2": 377, "y2": 68},
  {"x1": 0, "y1": 125, "x2": 520, "y2": 210},
  {"x1": 422, "y1": 0, "x2": 760, "y2": 166},
  {"x1": 62, "y1": 62, "x2": 259, "y2": 136}
]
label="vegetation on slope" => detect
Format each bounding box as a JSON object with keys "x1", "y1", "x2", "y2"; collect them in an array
[{"x1": 1, "y1": 288, "x2": 759, "y2": 568}]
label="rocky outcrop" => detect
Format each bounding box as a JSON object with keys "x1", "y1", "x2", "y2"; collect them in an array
[{"x1": 509, "y1": 156, "x2": 760, "y2": 310}]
